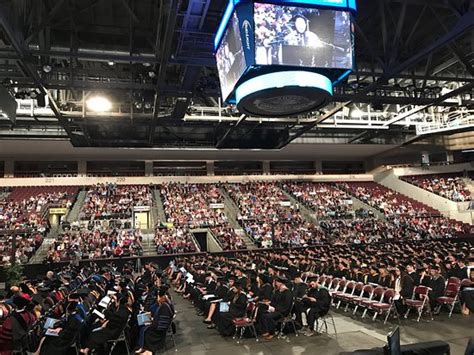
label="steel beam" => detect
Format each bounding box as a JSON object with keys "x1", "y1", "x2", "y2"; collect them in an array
[
  {"x1": 0, "y1": 4, "x2": 87, "y2": 146},
  {"x1": 276, "y1": 10, "x2": 474, "y2": 149},
  {"x1": 148, "y1": 0, "x2": 180, "y2": 144}
]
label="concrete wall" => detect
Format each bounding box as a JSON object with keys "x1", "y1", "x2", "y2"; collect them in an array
[
  {"x1": 375, "y1": 169, "x2": 473, "y2": 224},
  {"x1": 206, "y1": 231, "x2": 223, "y2": 253},
  {"x1": 390, "y1": 162, "x2": 473, "y2": 177},
  {"x1": 0, "y1": 173, "x2": 373, "y2": 187}
]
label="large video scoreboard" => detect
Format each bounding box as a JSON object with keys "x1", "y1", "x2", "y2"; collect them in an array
[{"x1": 214, "y1": 0, "x2": 356, "y2": 116}]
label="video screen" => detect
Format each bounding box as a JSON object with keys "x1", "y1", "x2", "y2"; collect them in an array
[
  {"x1": 254, "y1": 3, "x2": 353, "y2": 69},
  {"x1": 216, "y1": 12, "x2": 247, "y2": 100}
]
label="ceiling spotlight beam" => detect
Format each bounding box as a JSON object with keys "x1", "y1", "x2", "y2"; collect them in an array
[{"x1": 0, "y1": 4, "x2": 88, "y2": 146}]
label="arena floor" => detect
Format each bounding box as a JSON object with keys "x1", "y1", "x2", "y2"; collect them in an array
[{"x1": 166, "y1": 291, "x2": 473, "y2": 355}]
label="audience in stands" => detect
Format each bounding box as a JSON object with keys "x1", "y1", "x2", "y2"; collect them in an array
[
  {"x1": 282, "y1": 182, "x2": 353, "y2": 219},
  {"x1": 79, "y1": 183, "x2": 152, "y2": 220},
  {"x1": 159, "y1": 183, "x2": 246, "y2": 250},
  {"x1": 338, "y1": 182, "x2": 472, "y2": 237},
  {"x1": 160, "y1": 183, "x2": 227, "y2": 227},
  {"x1": 210, "y1": 226, "x2": 246, "y2": 250},
  {"x1": 154, "y1": 226, "x2": 198, "y2": 254},
  {"x1": 44, "y1": 228, "x2": 143, "y2": 262},
  {"x1": 0, "y1": 187, "x2": 78, "y2": 265},
  {"x1": 403, "y1": 174, "x2": 471, "y2": 202}
]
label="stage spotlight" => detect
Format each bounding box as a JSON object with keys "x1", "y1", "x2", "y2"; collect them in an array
[
  {"x1": 135, "y1": 101, "x2": 143, "y2": 110},
  {"x1": 144, "y1": 102, "x2": 152, "y2": 110},
  {"x1": 43, "y1": 64, "x2": 52, "y2": 73},
  {"x1": 29, "y1": 90, "x2": 38, "y2": 99},
  {"x1": 86, "y1": 96, "x2": 112, "y2": 112},
  {"x1": 14, "y1": 91, "x2": 27, "y2": 99},
  {"x1": 107, "y1": 61, "x2": 115, "y2": 66},
  {"x1": 148, "y1": 71, "x2": 156, "y2": 78}
]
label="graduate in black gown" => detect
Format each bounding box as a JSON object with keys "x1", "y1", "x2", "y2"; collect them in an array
[
  {"x1": 80, "y1": 294, "x2": 132, "y2": 354},
  {"x1": 35, "y1": 301, "x2": 84, "y2": 355},
  {"x1": 215, "y1": 281, "x2": 247, "y2": 336},
  {"x1": 135, "y1": 288, "x2": 175, "y2": 354},
  {"x1": 257, "y1": 277, "x2": 293, "y2": 340}
]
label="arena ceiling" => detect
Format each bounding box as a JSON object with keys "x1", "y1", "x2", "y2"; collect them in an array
[{"x1": 0, "y1": 0, "x2": 473, "y2": 150}]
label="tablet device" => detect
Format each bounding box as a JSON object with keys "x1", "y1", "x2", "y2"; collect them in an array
[
  {"x1": 219, "y1": 302, "x2": 229, "y2": 313},
  {"x1": 137, "y1": 312, "x2": 152, "y2": 326},
  {"x1": 43, "y1": 317, "x2": 59, "y2": 330}
]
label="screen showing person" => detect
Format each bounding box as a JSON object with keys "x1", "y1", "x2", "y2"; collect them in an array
[
  {"x1": 216, "y1": 12, "x2": 246, "y2": 100},
  {"x1": 254, "y1": 3, "x2": 353, "y2": 69}
]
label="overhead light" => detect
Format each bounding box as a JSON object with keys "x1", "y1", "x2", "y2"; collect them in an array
[
  {"x1": 350, "y1": 109, "x2": 362, "y2": 118},
  {"x1": 107, "y1": 60, "x2": 115, "y2": 66},
  {"x1": 143, "y1": 62, "x2": 152, "y2": 67},
  {"x1": 148, "y1": 71, "x2": 156, "y2": 78},
  {"x1": 42, "y1": 64, "x2": 52, "y2": 73},
  {"x1": 144, "y1": 102, "x2": 152, "y2": 110},
  {"x1": 86, "y1": 96, "x2": 112, "y2": 112},
  {"x1": 135, "y1": 101, "x2": 143, "y2": 110}
]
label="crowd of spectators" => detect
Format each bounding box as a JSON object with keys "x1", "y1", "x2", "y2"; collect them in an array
[
  {"x1": 44, "y1": 228, "x2": 143, "y2": 263},
  {"x1": 160, "y1": 183, "x2": 227, "y2": 227},
  {"x1": 337, "y1": 182, "x2": 439, "y2": 216},
  {"x1": 226, "y1": 182, "x2": 302, "y2": 223},
  {"x1": 282, "y1": 182, "x2": 353, "y2": 219},
  {"x1": 79, "y1": 183, "x2": 152, "y2": 220},
  {"x1": 210, "y1": 226, "x2": 246, "y2": 250},
  {"x1": 402, "y1": 174, "x2": 472, "y2": 202},
  {"x1": 0, "y1": 187, "x2": 78, "y2": 265},
  {"x1": 159, "y1": 183, "x2": 245, "y2": 250},
  {"x1": 154, "y1": 226, "x2": 198, "y2": 254}
]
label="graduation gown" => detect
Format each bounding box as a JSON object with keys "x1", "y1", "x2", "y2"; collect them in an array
[
  {"x1": 40, "y1": 313, "x2": 84, "y2": 355},
  {"x1": 143, "y1": 301, "x2": 175, "y2": 351},
  {"x1": 216, "y1": 292, "x2": 247, "y2": 336},
  {"x1": 86, "y1": 305, "x2": 131, "y2": 349}
]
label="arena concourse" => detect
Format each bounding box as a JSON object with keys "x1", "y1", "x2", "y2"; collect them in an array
[{"x1": 0, "y1": 1, "x2": 473, "y2": 355}]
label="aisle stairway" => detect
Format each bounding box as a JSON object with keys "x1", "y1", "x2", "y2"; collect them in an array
[
  {"x1": 141, "y1": 232, "x2": 157, "y2": 256},
  {"x1": 66, "y1": 190, "x2": 87, "y2": 222},
  {"x1": 153, "y1": 189, "x2": 167, "y2": 224},
  {"x1": 220, "y1": 188, "x2": 256, "y2": 249},
  {"x1": 29, "y1": 225, "x2": 61, "y2": 264},
  {"x1": 278, "y1": 188, "x2": 319, "y2": 224}
]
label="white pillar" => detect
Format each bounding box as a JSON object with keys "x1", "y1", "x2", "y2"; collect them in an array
[
  {"x1": 145, "y1": 161, "x2": 153, "y2": 177},
  {"x1": 262, "y1": 160, "x2": 270, "y2": 175},
  {"x1": 77, "y1": 161, "x2": 87, "y2": 177},
  {"x1": 206, "y1": 161, "x2": 215, "y2": 176},
  {"x1": 314, "y1": 161, "x2": 322, "y2": 175},
  {"x1": 4, "y1": 160, "x2": 14, "y2": 178}
]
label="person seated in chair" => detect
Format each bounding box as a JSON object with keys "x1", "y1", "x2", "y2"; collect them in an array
[
  {"x1": 80, "y1": 294, "x2": 132, "y2": 354},
  {"x1": 34, "y1": 301, "x2": 84, "y2": 355},
  {"x1": 135, "y1": 287, "x2": 175, "y2": 354},
  {"x1": 300, "y1": 278, "x2": 331, "y2": 337},
  {"x1": 257, "y1": 276, "x2": 293, "y2": 340},
  {"x1": 428, "y1": 265, "x2": 446, "y2": 312}
]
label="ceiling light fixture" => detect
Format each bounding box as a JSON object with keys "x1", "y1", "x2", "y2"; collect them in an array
[
  {"x1": 86, "y1": 96, "x2": 112, "y2": 112},
  {"x1": 42, "y1": 64, "x2": 52, "y2": 73}
]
